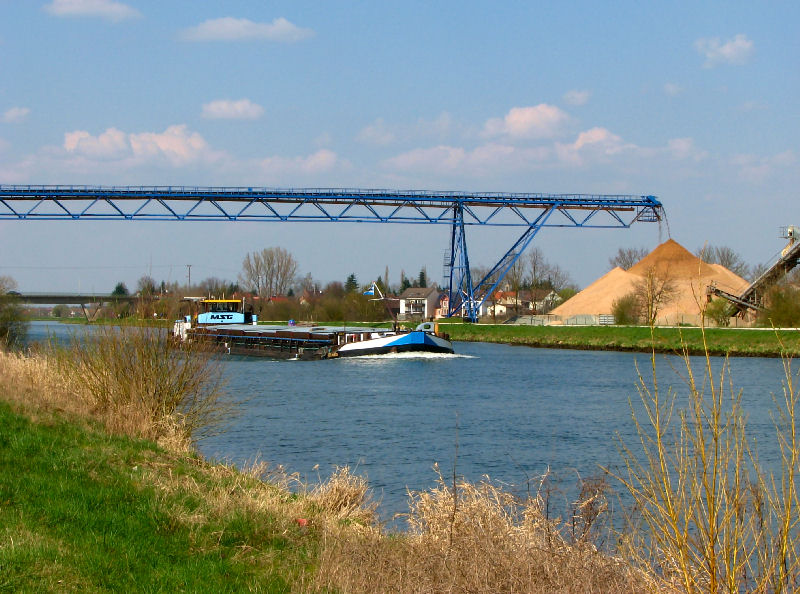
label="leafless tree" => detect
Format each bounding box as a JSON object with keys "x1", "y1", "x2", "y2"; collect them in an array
[
  {"x1": 609, "y1": 246, "x2": 649, "y2": 270},
  {"x1": 136, "y1": 275, "x2": 157, "y2": 296},
  {"x1": 505, "y1": 257, "x2": 527, "y2": 310},
  {"x1": 527, "y1": 247, "x2": 553, "y2": 288},
  {"x1": 239, "y1": 247, "x2": 298, "y2": 297},
  {"x1": 471, "y1": 264, "x2": 500, "y2": 289},
  {"x1": 546, "y1": 263, "x2": 572, "y2": 293},
  {"x1": 297, "y1": 272, "x2": 318, "y2": 296},
  {"x1": 695, "y1": 245, "x2": 750, "y2": 279},
  {"x1": 198, "y1": 277, "x2": 237, "y2": 298},
  {"x1": 633, "y1": 266, "x2": 677, "y2": 325},
  {"x1": 0, "y1": 276, "x2": 16, "y2": 294}
]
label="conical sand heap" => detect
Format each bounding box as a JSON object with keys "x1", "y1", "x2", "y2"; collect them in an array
[{"x1": 551, "y1": 239, "x2": 749, "y2": 324}]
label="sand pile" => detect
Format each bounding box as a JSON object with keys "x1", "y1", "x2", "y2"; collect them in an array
[{"x1": 551, "y1": 239, "x2": 749, "y2": 324}]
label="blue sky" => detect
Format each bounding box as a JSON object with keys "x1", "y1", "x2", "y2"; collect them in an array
[{"x1": 1, "y1": 1, "x2": 798, "y2": 293}]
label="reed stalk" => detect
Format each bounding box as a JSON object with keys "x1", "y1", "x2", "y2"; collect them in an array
[{"x1": 613, "y1": 320, "x2": 800, "y2": 592}]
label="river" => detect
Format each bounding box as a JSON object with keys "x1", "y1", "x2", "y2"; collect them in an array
[{"x1": 26, "y1": 321, "x2": 792, "y2": 525}]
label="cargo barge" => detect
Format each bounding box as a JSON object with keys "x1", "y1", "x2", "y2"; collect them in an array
[{"x1": 173, "y1": 298, "x2": 453, "y2": 359}]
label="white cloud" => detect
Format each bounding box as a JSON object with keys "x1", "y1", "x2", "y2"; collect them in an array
[
  {"x1": 416, "y1": 112, "x2": 454, "y2": 137},
  {"x1": 128, "y1": 125, "x2": 220, "y2": 166},
  {"x1": 573, "y1": 127, "x2": 625, "y2": 152},
  {"x1": 663, "y1": 82, "x2": 683, "y2": 97},
  {"x1": 563, "y1": 90, "x2": 590, "y2": 106},
  {"x1": 0, "y1": 123, "x2": 353, "y2": 183},
  {"x1": 738, "y1": 100, "x2": 767, "y2": 112},
  {"x1": 62, "y1": 125, "x2": 223, "y2": 167},
  {"x1": 181, "y1": 17, "x2": 313, "y2": 42},
  {"x1": 555, "y1": 127, "x2": 634, "y2": 165},
  {"x1": 64, "y1": 127, "x2": 128, "y2": 159},
  {"x1": 44, "y1": 0, "x2": 140, "y2": 22},
  {"x1": 483, "y1": 104, "x2": 570, "y2": 139},
  {"x1": 383, "y1": 143, "x2": 550, "y2": 175},
  {"x1": 732, "y1": 150, "x2": 795, "y2": 183},
  {"x1": 1, "y1": 107, "x2": 31, "y2": 123},
  {"x1": 384, "y1": 145, "x2": 466, "y2": 172},
  {"x1": 202, "y1": 99, "x2": 264, "y2": 120},
  {"x1": 357, "y1": 119, "x2": 396, "y2": 146},
  {"x1": 357, "y1": 112, "x2": 456, "y2": 146},
  {"x1": 667, "y1": 137, "x2": 708, "y2": 162},
  {"x1": 257, "y1": 149, "x2": 339, "y2": 177},
  {"x1": 313, "y1": 132, "x2": 333, "y2": 148},
  {"x1": 695, "y1": 34, "x2": 754, "y2": 68}
]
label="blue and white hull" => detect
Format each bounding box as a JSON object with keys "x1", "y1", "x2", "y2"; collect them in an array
[{"x1": 336, "y1": 328, "x2": 454, "y2": 357}]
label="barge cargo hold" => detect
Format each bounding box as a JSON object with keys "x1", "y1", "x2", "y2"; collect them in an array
[{"x1": 176, "y1": 322, "x2": 453, "y2": 359}]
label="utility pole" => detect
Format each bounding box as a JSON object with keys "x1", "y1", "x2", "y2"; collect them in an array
[{"x1": 186, "y1": 264, "x2": 192, "y2": 288}]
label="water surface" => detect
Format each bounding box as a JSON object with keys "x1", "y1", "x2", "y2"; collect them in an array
[{"x1": 27, "y1": 321, "x2": 791, "y2": 524}]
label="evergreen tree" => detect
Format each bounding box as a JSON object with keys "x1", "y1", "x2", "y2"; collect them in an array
[
  {"x1": 417, "y1": 267, "x2": 428, "y2": 288},
  {"x1": 111, "y1": 282, "x2": 129, "y2": 297},
  {"x1": 344, "y1": 273, "x2": 359, "y2": 293}
]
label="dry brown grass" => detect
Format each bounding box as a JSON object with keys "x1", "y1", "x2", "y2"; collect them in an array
[
  {"x1": 0, "y1": 348, "x2": 90, "y2": 421},
  {"x1": 0, "y1": 326, "x2": 233, "y2": 451},
  {"x1": 312, "y1": 468, "x2": 655, "y2": 593}
]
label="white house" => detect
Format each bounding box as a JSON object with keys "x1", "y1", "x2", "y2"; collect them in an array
[{"x1": 398, "y1": 287, "x2": 439, "y2": 320}]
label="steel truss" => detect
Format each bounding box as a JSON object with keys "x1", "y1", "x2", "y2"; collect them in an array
[{"x1": 0, "y1": 185, "x2": 663, "y2": 321}]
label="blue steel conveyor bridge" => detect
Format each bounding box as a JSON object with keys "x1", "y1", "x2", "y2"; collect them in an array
[{"x1": 0, "y1": 185, "x2": 664, "y2": 321}]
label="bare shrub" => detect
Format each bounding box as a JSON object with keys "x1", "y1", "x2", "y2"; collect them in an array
[
  {"x1": 758, "y1": 285, "x2": 800, "y2": 327},
  {"x1": 0, "y1": 276, "x2": 27, "y2": 349},
  {"x1": 612, "y1": 293, "x2": 640, "y2": 325},
  {"x1": 705, "y1": 298, "x2": 732, "y2": 327},
  {"x1": 53, "y1": 325, "x2": 234, "y2": 446},
  {"x1": 614, "y1": 330, "x2": 800, "y2": 592}
]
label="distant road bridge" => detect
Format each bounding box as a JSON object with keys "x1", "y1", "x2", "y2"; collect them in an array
[
  {"x1": 13, "y1": 292, "x2": 144, "y2": 305},
  {"x1": 13, "y1": 292, "x2": 155, "y2": 321},
  {"x1": 0, "y1": 184, "x2": 664, "y2": 321}
]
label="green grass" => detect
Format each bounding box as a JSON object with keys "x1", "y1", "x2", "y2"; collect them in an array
[
  {"x1": 438, "y1": 323, "x2": 800, "y2": 357},
  {"x1": 0, "y1": 402, "x2": 313, "y2": 592}
]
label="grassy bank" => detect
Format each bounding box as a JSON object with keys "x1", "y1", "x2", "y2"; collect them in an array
[
  {"x1": 439, "y1": 323, "x2": 800, "y2": 357},
  {"x1": 0, "y1": 401, "x2": 315, "y2": 591}
]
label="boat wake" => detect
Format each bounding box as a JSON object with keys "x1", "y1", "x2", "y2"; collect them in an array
[{"x1": 344, "y1": 351, "x2": 475, "y2": 361}]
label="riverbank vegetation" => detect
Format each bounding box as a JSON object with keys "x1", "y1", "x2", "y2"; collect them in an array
[
  {"x1": 4, "y1": 324, "x2": 800, "y2": 591},
  {"x1": 1, "y1": 329, "x2": 650, "y2": 592}
]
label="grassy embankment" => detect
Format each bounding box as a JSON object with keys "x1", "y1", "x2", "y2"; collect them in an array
[
  {"x1": 0, "y1": 401, "x2": 316, "y2": 591},
  {"x1": 440, "y1": 323, "x2": 800, "y2": 357}
]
